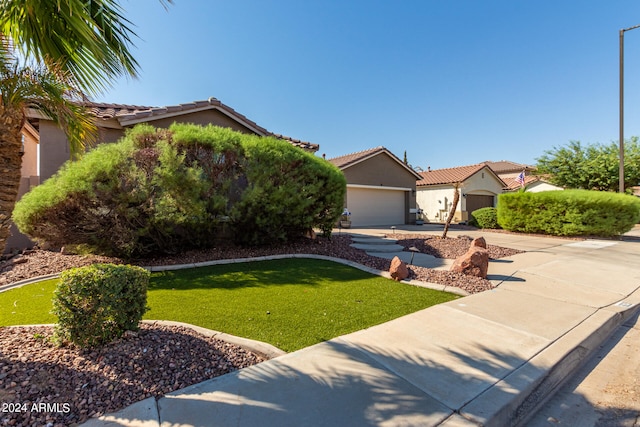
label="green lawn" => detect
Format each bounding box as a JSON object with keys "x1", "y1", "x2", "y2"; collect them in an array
[{"x1": 0, "y1": 258, "x2": 459, "y2": 352}]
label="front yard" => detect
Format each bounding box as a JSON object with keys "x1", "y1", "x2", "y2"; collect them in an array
[{"x1": 0, "y1": 258, "x2": 459, "y2": 352}]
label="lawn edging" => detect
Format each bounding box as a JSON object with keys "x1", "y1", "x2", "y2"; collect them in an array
[
  {"x1": 145, "y1": 253, "x2": 470, "y2": 297},
  {"x1": 1, "y1": 254, "x2": 469, "y2": 297},
  {"x1": 3, "y1": 320, "x2": 287, "y2": 360}
]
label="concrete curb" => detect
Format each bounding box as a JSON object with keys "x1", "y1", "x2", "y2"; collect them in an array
[
  {"x1": 142, "y1": 320, "x2": 286, "y2": 360},
  {"x1": 0, "y1": 273, "x2": 61, "y2": 293},
  {"x1": 457, "y1": 286, "x2": 640, "y2": 426}
]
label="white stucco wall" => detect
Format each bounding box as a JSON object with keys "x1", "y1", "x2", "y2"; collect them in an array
[
  {"x1": 526, "y1": 181, "x2": 563, "y2": 192},
  {"x1": 416, "y1": 168, "x2": 505, "y2": 222},
  {"x1": 416, "y1": 184, "x2": 458, "y2": 222}
]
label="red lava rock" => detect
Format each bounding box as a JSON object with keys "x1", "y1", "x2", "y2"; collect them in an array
[
  {"x1": 389, "y1": 256, "x2": 409, "y2": 281},
  {"x1": 450, "y1": 246, "x2": 489, "y2": 278}
]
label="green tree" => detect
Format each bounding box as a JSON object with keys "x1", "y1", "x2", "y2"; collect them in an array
[
  {"x1": 0, "y1": 55, "x2": 95, "y2": 253},
  {"x1": 0, "y1": 0, "x2": 171, "y2": 254},
  {"x1": 535, "y1": 138, "x2": 640, "y2": 192}
]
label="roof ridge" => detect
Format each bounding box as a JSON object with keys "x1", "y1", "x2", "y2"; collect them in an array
[
  {"x1": 420, "y1": 162, "x2": 487, "y2": 174},
  {"x1": 81, "y1": 98, "x2": 319, "y2": 152},
  {"x1": 327, "y1": 146, "x2": 385, "y2": 161}
]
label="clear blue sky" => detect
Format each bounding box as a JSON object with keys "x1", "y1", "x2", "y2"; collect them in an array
[{"x1": 96, "y1": 0, "x2": 640, "y2": 169}]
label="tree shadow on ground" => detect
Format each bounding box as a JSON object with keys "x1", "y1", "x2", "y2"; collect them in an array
[
  {"x1": 148, "y1": 258, "x2": 381, "y2": 291},
  {"x1": 154, "y1": 338, "x2": 549, "y2": 426}
]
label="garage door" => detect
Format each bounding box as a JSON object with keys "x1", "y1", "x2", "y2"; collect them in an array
[
  {"x1": 466, "y1": 194, "x2": 495, "y2": 216},
  {"x1": 347, "y1": 187, "x2": 405, "y2": 226}
]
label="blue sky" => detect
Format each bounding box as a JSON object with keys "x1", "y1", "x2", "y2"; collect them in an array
[{"x1": 96, "y1": 0, "x2": 640, "y2": 169}]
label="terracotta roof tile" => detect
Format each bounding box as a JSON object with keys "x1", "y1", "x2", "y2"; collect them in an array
[
  {"x1": 327, "y1": 146, "x2": 386, "y2": 169},
  {"x1": 81, "y1": 99, "x2": 319, "y2": 152},
  {"x1": 82, "y1": 101, "x2": 155, "y2": 119},
  {"x1": 503, "y1": 174, "x2": 540, "y2": 190},
  {"x1": 482, "y1": 160, "x2": 535, "y2": 174},
  {"x1": 417, "y1": 164, "x2": 490, "y2": 186}
]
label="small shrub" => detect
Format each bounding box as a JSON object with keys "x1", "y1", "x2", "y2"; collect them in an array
[
  {"x1": 470, "y1": 207, "x2": 500, "y2": 229},
  {"x1": 497, "y1": 190, "x2": 640, "y2": 236},
  {"x1": 52, "y1": 264, "x2": 150, "y2": 348}
]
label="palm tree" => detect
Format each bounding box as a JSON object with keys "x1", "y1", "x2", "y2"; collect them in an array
[
  {"x1": 0, "y1": 0, "x2": 171, "y2": 253},
  {"x1": 0, "y1": 55, "x2": 96, "y2": 252},
  {"x1": 2, "y1": 0, "x2": 137, "y2": 94}
]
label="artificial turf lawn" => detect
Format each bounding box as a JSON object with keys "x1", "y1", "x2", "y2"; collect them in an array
[{"x1": 0, "y1": 258, "x2": 460, "y2": 352}]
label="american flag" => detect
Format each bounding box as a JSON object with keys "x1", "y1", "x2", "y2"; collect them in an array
[{"x1": 516, "y1": 171, "x2": 526, "y2": 187}]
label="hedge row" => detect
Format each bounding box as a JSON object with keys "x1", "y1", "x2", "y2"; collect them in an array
[
  {"x1": 13, "y1": 124, "x2": 346, "y2": 257},
  {"x1": 497, "y1": 190, "x2": 640, "y2": 237}
]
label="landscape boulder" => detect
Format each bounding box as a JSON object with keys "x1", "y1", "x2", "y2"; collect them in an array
[
  {"x1": 450, "y1": 237, "x2": 489, "y2": 278},
  {"x1": 389, "y1": 256, "x2": 409, "y2": 281}
]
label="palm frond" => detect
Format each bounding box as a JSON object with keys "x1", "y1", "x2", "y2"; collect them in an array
[
  {"x1": 0, "y1": 56, "x2": 97, "y2": 155},
  {"x1": 0, "y1": 0, "x2": 143, "y2": 95}
]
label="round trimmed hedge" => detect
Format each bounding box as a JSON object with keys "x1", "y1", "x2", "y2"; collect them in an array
[
  {"x1": 469, "y1": 207, "x2": 500, "y2": 229},
  {"x1": 13, "y1": 124, "x2": 346, "y2": 257},
  {"x1": 497, "y1": 190, "x2": 640, "y2": 237},
  {"x1": 52, "y1": 264, "x2": 150, "y2": 348}
]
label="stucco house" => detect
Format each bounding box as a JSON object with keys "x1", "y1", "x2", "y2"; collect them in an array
[
  {"x1": 8, "y1": 97, "x2": 317, "y2": 253},
  {"x1": 327, "y1": 147, "x2": 422, "y2": 227},
  {"x1": 27, "y1": 97, "x2": 318, "y2": 183},
  {"x1": 483, "y1": 160, "x2": 563, "y2": 192},
  {"x1": 416, "y1": 164, "x2": 506, "y2": 223}
]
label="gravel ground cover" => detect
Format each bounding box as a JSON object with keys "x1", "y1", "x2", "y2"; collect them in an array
[
  {"x1": 0, "y1": 323, "x2": 263, "y2": 426},
  {"x1": 0, "y1": 231, "x2": 524, "y2": 426}
]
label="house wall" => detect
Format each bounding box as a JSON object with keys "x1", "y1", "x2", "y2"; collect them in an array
[
  {"x1": 416, "y1": 168, "x2": 504, "y2": 223},
  {"x1": 416, "y1": 185, "x2": 460, "y2": 223},
  {"x1": 124, "y1": 109, "x2": 260, "y2": 135},
  {"x1": 6, "y1": 129, "x2": 40, "y2": 253},
  {"x1": 342, "y1": 155, "x2": 417, "y2": 188},
  {"x1": 341, "y1": 154, "x2": 418, "y2": 224},
  {"x1": 39, "y1": 121, "x2": 71, "y2": 181},
  {"x1": 526, "y1": 182, "x2": 563, "y2": 192},
  {"x1": 39, "y1": 109, "x2": 265, "y2": 182},
  {"x1": 21, "y1": 130, "x2": 38, "y2": 179}
]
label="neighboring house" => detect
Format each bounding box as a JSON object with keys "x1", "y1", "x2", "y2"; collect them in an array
[
  {"x1": 502, "y1": 174, "x2": 564, "y2": 192},
  {"x1": 27, "y1": 97, "x2": 318, "y2": 183},
  {"x1": 416, "y1": 164, "x2": 506, "y2": 223},
  {"x1": 7, "y1": 97, "x2": 317, "y2": 253},
  {"x1": 327, "y1": 147, "x2": 422, "y2": 227},
  {"x1": 482, "y1": 160, "x2": 563, "y2": 192}
]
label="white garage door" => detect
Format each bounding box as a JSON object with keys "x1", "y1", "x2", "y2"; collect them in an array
[{"x1": 347, "y1": 187, "x2": 405, "y2": 226}]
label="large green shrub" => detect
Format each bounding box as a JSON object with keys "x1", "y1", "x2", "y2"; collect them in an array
[
  {"x1": 497, "y1": 190, "x2": 640, "y2": 236},
  {"x1": 469, "y1": 207, "x2": 500, "y2": 229},
  {"x1": 13, "y1": 124, "x2": 346, "y2": 257},
  {"x1": 52, "y1": 264, "x2": 150, "y2": 348},
  {"x1": 230, "y1": 136, "x2": 346, "y2": 245}
]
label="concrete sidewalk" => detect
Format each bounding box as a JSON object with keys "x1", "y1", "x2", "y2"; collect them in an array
[{"x1": 82, "y1": 227, "x2": 640, "y2": 426}]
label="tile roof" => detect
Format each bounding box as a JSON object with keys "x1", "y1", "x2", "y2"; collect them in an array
[
  {"x1": 502, "y1": 174, "x2": 541, "y2": 190},
  {"x1": 482, "y1": 160, "x2": 535, "y2": 174},
  {"x1": 82, "y1": 102, "x2": 156, "y2": 119},
  {"x1": 327, "y1": 146, "x2": 423, "y2": 179},
  {"x1": 327, "y1": 146, "x2": 387, "y2": 169},
  {"x1": 80, "y1": 98, "x2": 319, "y2": 152},
  {"x1": 417, "y1": 163, "x2": 492, "y2": 186}
]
